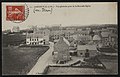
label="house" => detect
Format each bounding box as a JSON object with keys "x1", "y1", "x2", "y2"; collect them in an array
[
  {"x1": 107, "y1": 27, "x2": 117, "y2": 34},
  {"x1": 77, "y1": 45, "x2": 98, "y2": 57},
  {"x1": 26, "y1": 33, "x2": 44, "y2": 45},
  {"x1": 50, "y1": 30, "x2": 63, "y2": 41},
  {"x1": 92, "y1": 34, "x2": 101, "y2": 44},
  {"x1": 63, "y1": 30, "x2": 75, "y2": 40},
  {"x1": 101, "y1": 31, "x2": 117, "y2": 48},
  {"x1": 70, "y1": 34, "x2": 77, "y2": 41},
  {"x1": 77, "y1": 34, "x2": 92, "y2": 44},
  {"x1": 108, "y1": 33, "x2": 118, "y2": 48},
  {"x1": 101, "y1": 31, "x2": 110, "y2": 46},
  {"x1": 53, "y1": 36, "x2": 70, "y2": 63},
  {"x1": 50, "y1": 29, "x2": 75, "y2": 42},
  {"x1": 34, "y1": 28, "x2": 50, "y2": 36},
  {"x1": 26, "y1": 29, "x2": 50, "y2": 45}
]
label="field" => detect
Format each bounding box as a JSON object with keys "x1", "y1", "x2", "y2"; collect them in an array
[
  {"x1": 46, "y1": 54, "x2": 118, "y2": 75},
  {"x1": 2, "y1": 46, "x2": 49, "y2": 75},
  {"x1": 96, "y1": 54, "x2": 118, "y2": 74},
  {"x1": 2, "y1": 34, "x2": 26, "y2": 47}
]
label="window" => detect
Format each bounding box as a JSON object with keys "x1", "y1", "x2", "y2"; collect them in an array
[
  {"x1": 32, "y1": 39, "x2": 34, "y2": 41},
  {"x1": 44, "y1": 32, "x2": 45, "y2": 35},
  {"x1": 105, "y1": 38, "x2": 108, "y2": 41},
  {"x1": 37, "y1": 37, "x2": 38, "y2": 41},
  {"x1": 80, "y1": 53, "x2": 83, "y2": 55},
  {"x1": 40, "y1": 41, "x2": 43, "y2": 43},
  {"x1": 30, "y1": 37, "x2": 31, "y2": 41}
]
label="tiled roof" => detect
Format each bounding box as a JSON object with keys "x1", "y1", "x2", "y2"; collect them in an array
[
  {"x1": 99, "y1": 47, "x2": 117, "y2": 53},
  {"x1": 93, "y1": 35, "x2": 101, "y2": 41},
  {"x1": 77, "y1": 30, "x2": 89, "y2": 34},
  {"x1": 101, "y1": 32, "x2": 110, "y2": 37},
  {"x1": 77, "y1": 45, "x2": 97, "y2": 51},
  {"x1": 26, "y1": 33, "x2": 43, "y2": 38},
  {"x1": 63, "y1": 37, "x2": 70, "y2": 46},
  {"x1": 54, "y1": 36, "x2": 70, "y2": 52},
  {"x1": 109, "y1": 33, "x2": 118, "y2": 37}
]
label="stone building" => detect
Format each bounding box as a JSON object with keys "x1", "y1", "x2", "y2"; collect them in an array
[
  {"x1": 101, "y1": 31, "x2": 117, "y2": 48},
  {"x1": 53, "y1": 36, "x2": 70, "y2": 63},
  {"x1": 26, "y1": 28, "x2": 50, "y2": 45},
  {"x1": 93, "y1": 34, "x2": 101, "y2": 45},
  {"x1": 77, "y1": 45, "x2": 98, "y2": 57}
]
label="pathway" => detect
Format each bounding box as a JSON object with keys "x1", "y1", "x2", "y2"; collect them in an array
[{"x1": 27, "y1": 42, "x2": 54, "y2": 75}]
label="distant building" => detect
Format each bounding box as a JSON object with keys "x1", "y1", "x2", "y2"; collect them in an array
[
  {"x1": 11, "y1": 26, "x2": 20, "y2": 32},
  {"x1": 93, "y1": 34, "x2": 101, "y2": 45},
  {"x1": 77, "y1": 34, "x2": 92, "y2": 44},
  {"x1": 63, "y1": 30, "x2": 75, "y2": 41},
  {"x1": 50, "y1": 30, "x2": 63, "y2": 41},
  {"x1": 70, "y1": 34, "x2": 77, "y2": 40},
  {"x1": 77, "y1": 30, "x2": 92, "y2": 43},
  {"x1": 26, "y1": 29, "x2": 50, "y2": 45},
  {"x1": 107, "y1": 27, "x2": 117, "y2": 34},
  {"x1": 26, "y1": 33, "x2": 44, "y2": 45},
  {"x1": 50, "y1": 29, "x2": 75, "y2": 42},
  {"x1": 69, "y1": 32, "x2": 92, "y2": 45},
  {"x1": 101, "y1": 31, "x2": 118, "y2": 48},
  {"x1": 77, "y1": 45, "x2": 98, "y2": 57},
  {"x1": 108, "y1": 33, "x2": 118, "y2": 48},
  {"x1": 101, "y1": 31, "x2": 110, "y2": 47},
  {"x1": 53, "y1": 36, "x2": 70, "y2": 63}
]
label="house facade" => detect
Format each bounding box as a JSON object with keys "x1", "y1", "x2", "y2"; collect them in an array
[
  {"x1": 77, "y1": 45, "x2": 98, "y2": 57},
  {"x1": 26, "y1": 29, "x2": 50, "y2": 45},
  {"x1": 92, "y1": 34, "x2": 101, "y2": 45},
  {"x1": 50, "y1": 30, "x2": 63, "y2": 41},
  {"x1": 101, "y1": 31, "x2": 118, "y2": 48},
  {"x1": 53, "y1": 37, "x2": 70, "y2": 63},
  {"x1": 50, "y1": 29, "x2": 75, "y2": 42}
]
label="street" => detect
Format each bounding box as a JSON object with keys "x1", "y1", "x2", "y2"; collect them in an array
[{"x1": 27, "y1": 42, "x2": 54, "y2": 75}]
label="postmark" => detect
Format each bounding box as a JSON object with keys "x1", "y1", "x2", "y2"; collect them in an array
[{"x1": 6, "y1": 4, "x2": 29, "y2": 23}]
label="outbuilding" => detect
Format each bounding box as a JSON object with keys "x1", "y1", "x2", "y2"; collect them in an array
[{"x1": 77, "y1": 45, "x2": 98, "y2": 58}]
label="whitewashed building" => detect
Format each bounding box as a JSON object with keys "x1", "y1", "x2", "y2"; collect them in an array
[{"x1": 26, "y1": 29, "x2": 50, "y2": 45}]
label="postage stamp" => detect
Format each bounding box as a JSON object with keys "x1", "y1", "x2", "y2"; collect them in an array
[
  {"x1": 6, "y1": 4, "x2": 29, "y2": 23},
  {"x1": 6, "y1": 6, "x2": 25, "y2": 21}
]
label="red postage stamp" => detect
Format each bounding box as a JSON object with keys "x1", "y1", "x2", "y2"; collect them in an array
[{"x1": 6, "y1": 6, "x2": 25, "y2": 21}]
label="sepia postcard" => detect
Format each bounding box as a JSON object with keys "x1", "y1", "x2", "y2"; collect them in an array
[{"x1": 2, "y1": 2, "x2": 118, "y2": 75}]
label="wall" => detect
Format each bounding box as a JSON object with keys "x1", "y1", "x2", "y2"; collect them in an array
[{"x1": 77, "y1": 50, "x2": 97, "y2": 57}]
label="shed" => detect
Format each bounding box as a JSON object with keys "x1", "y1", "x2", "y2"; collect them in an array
[{"x1": 77, "y1": 45, "x2": 98, "y2": 57}]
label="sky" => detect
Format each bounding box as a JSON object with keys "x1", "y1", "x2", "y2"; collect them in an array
[{"x1": 2, "y1": 2, "x2": 117, "y2": 31}]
